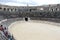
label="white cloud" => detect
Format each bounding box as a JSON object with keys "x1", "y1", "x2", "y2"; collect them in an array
[
  {"x1": 31, "y1": 0, "x2": 60, "y2": 5},
  {"x1": 1, "y1": 2, "x2": 36, "y2": 6},
  {"x1": 0, "y1": 0, "x2": 60, "y2": 6},
  {"x1": 4, "y1": 2, "x2": 27, "y2": 6},
  {"x1": 16, "y1": 0, "x2": 60, "y2": 6},
  {"x1": 17, "y1": 0, "x2": 28, "y2": 2}
]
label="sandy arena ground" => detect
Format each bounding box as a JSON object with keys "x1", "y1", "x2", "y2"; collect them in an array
[{"x1": 8, "y1": 21, "x2": 60, "y2": 40}]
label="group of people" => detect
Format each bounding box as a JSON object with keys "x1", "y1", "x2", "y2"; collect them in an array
[{"x1": 0, "y1": 25, "x2": 14, "y2": 40}]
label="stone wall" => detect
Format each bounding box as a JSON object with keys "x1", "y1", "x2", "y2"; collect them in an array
[{"x1": 0, "y1": 4, "x2": 60, "y2": 23}]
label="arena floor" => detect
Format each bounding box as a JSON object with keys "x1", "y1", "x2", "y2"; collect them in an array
[{"x1": 8, "y1": 20, "x2": 60, "y2": 40}]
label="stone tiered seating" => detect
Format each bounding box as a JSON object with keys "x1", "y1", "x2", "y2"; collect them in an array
[
  {"x1": 0, "y1": 18, "x2": 23, "y2": 40},
  {"x1": 0, "y1": 31, "x2": 8, "y2": 40},
  {"x1": 0, "y1": 16, "x2": 5, "y2": 21}
]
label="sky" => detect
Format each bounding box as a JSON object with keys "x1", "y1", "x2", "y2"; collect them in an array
[{"x1": 0, "y1": 0, "x2": 60, "y2": 6}]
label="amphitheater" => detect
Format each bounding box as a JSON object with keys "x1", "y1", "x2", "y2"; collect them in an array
[{"x1": 0, "y1": 4, "x2": 60, "y2": 40}]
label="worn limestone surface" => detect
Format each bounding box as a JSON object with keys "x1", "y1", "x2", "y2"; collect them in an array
[{"x1": 9, "y1": 21, "x2": 60, "y2": 40}]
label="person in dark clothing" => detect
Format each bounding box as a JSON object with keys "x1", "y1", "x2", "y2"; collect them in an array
[
  {"x1": 3, "y1": 27, "x2": 8, "y2": 37},
  {"x1": 8, "y1": 35, "x2": 12, "y2": 40},
  {"x1": 0, "y1": 25, "x2": 4, "y2": 31},
  {"x1": 25, "y1": 17, "x2": 28, "y2": 21}
]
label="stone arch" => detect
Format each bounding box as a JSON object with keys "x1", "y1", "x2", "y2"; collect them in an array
[
  {"x1": 7, "y1": 8, "x2": 9, "y2": 11},
  {"x1": 0, "y1": 7, "x2": 2, "y2": 9},
  {"x1": 56, "y1": 8, "x2": 59, "y2": 11},
  {"x1": 51, "y1": 8, "x2": 54, "y2": 11},
  {"x1": 3, "y1": 8, "x2": 6, "y2": 11}
]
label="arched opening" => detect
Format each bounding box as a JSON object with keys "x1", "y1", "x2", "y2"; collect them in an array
[
  {"x1": 4, "y1": 8, "x2": 6, "y2": 11},
  {"x1": 7, "y1": 8, "x2": 9, "y2": 11},
  {"x1": 0, "y1": 7, "x2": 2, "y2": 9}
]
